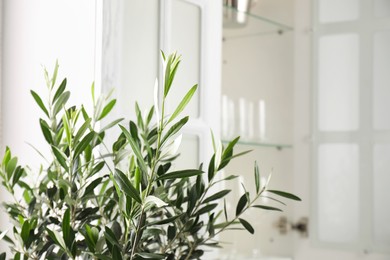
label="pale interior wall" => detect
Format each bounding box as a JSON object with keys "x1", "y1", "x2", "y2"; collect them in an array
[
  {"x1": 293, "y1": 0, "x2": 390, "y2": 259},
  {"x1": 219, "y1": 0, "x2": 295, "y2": 258},
  {"x1": 1, "y1": 0, "x2": 97, "y2": 252}
]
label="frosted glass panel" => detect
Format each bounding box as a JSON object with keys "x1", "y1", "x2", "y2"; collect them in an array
[
  {"x1": 318, "y1": 144, "x2": 359, "y2": 243},
  {"x1": 375, "y1": 0, "x2": 390, "y2": 17},
  {"x1": 319, "y1": 0, "x2": 359, "y2": 23},
  {"x1": 373, "y1": 32, "x2": 390, "y2": 130},
  {"x1": 373, "y1": 144, "x2": 390, "y2": 246},
  {"x1": 318, "y1": 34, "x2": 359, "y2": 131},
  {"x1": 169, "y1": 0, "x2": 201, "y2": 118},
  {"x1": 174, "y1": 134, "x2": 199, "y2": 170}
]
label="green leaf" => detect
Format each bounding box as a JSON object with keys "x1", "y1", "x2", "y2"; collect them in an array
[
  {"x1": 82, "y1": 225, "x2": 98, "y2": 252},
  {"x1": 98, "y1": 99, "x2": 116, "y2": 121},
  {"x1": 239, "y1": 218, "x2": 254, "y2": 234},
  {"x1": 62, "y1": 208, "x2": 71, "y2": 247},
  {"x1": 0, "y1": 253, "x2": 5, "y2": 260},
  {"x1": 74, "y1": 118, "x2": 92, "y2": 144},
  {"x1": 52, "y1": 146, "x2": 69, "y2": 172},
  {"x1": 2, "y1": 148, "x2": 11, "y2": 167},
  {"x1": 114, "y1": 169, "x2": 141, "y2": 204},
  {"x1": 20, "y1": 220, "x2": 30, "y2": 245},
  {"x1": 252, "y1": 205, "x2": 282, "y2": 211},
  {"x1": 84, "y1": 177, "x2": 103, "y2": 196},
  {"x1": 156, "y1": 169, "x2": 203, "y2": 181},
  {"x1": 11, "y1": 166, "x2": 24, "y2": 187},
  {"x1": 254, "y1": 161, "x2": 260, "y2": 193},
  {"x1": 88, "y1": 161, "x2": 105, "y2": 178},
  {"x1": 135, "y1": 102, "x2": 145, "y2": 131},
  {"x1": 160, "y1": 116, "x2": 189, "y2": 146},
  {"x1": 119, "y1": 125, "x2": 148, "y2": 174},
  {"x1": 236, "y1": 193, "x2": 248, "y2": 216},
  {"x1": 160, "y1": 50, "x2": 166, "y2": 61},
  {"x1": 148, "y1": 215, "x2": 181, "y2": 226},
  {"x1": 30, "y1": 90, "x2": 49, "y2": 117},
  {"x1": 167, "y1": 84, "x2": 197, "y2": 123},
  {"x1": 163, "y1": 54, "x2": 173, "y2": 98},
  {"x1": 267, "y1": 190, "x2": 301, "y2": 201},
  {"x1": 47, "y1": 228, "x2": 67, "y2": 250},
  {"x1": 74, "y1": 131, "x2": 95, "y2": 159},
  {"x1": 136, "y1": 253, "x2": 165, "y2": 259},
  {"x1": 111, "y1": 245, "x2": 122, "y2": 260},
  {"x1": 51, "y1": 60, "x2": 59, "y2": 89},
  {"x1": 53, "y1": 78, "x2": 67, "y2": 103},
  {"x1": 208, "y1": 155, "x2": 215, "y2": 182},
  {"x1": 218, "y1": 137, "x2": 240, "y2": 170},
  {"x1": 224, "y1": 199, "x2": 228, "y2": 221},
  {"x1": 203, "y1": 190, "x2": 231, "y2": 204},
  {"x1": 146, "y1": 106, "x2": 154, "y2": 126},
  {"x1": 6, "y1": 157, "x2": 17, "y2": 180},
  {"x1": 195, "y1": 203, "x2": 218, "y2": 216},
  {"x1": 62, "y1": 113, "x2": 72, "y2": 145},
  {"x1": 104, "y1": 226, "x2": 120, "y2": 247},
  {"x1": 100, "y1": 118, "x2": 124, "y2": 133},
  {"x1": 40, "y1": 119, "x2": 53, "y2": 144},
  {"x1": 53, "y1": 91, "x2": 70, "y2": 116}
]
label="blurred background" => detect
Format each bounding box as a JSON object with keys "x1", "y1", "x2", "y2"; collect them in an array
[{"x1": 0, "y1": 0, "x2": 389, "y2": 259}]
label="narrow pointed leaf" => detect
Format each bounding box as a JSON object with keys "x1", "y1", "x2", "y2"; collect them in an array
[
  {"x1": 167, "y1": 84, "x2": 197, "y2": 123},
  {"x1": 114, "y1": 169, "x2": 141, "y2": 204},
  {"x1": 163, "y1": 55, "x2": 173, "y2": 97},
  {"x1": 239, "y1": 218, "x2": 254, "y2": 234},
  {"x1": 74, "y1": 118, "x2": 92, "y2": 144},
  {"x1": 135, "y1": 102, "x2": 145, "y2": 131},
  {"x1": 53, "y1": 91, "x2": 70, "y2": 116},
  {"x1": 156, "y1": 169, "x2": 203, "y2": 181},
  {"x1": 52, "y1": 146, "x2": 69, "y2": 172},
  {"x1": 98, "y1": 99, "x2": 116, "y2": 121},
  {"x1": 40, "y1": 119, "x2": 53, "y2": 144},
  {"x1": 111, "y1": 244, "x2": 122, "y2": 260},
  {"x1": 252, "y1": 205, "x2": 283, "y2": 211},
  {"x1": 195, "y1": 203, "x2": 218, "y2": 216},
  {"x1": 236, "y1": 193, "x2": 248, "y2": 216},
  {"x1": 137, "y1": 253, "x2": 165, "y2": 259},
  {"x1": 51, "y1": 60, "x2": 59, "y2": 88},
  {"x1": 148, "y1": 215, "x2": 181, "y2": 226},
  {"x1": 203, "y1": 190, "x2": 231, "y2": 204},
  {"x1": 31, "y1": 90, "x2": 49, "y2": 117},
  {"x1": 267, "y1": 190, "x2": 301, "y2": 201},
  {"x1": 20, "y1": 220, "x2": 30, "y2": 244},
  {"x1": 62, "y1": 208, "x2": 71, "y2": 246},
  {"x1": 74, "y1": 131, "x2": 95, "y2": 159},
  {"x1": 6, "y1": 157, "x2": 17, "y2": 180},
  {"x1": 224, "y1": 199, "x2": 228, "y2": 221},
  {"x1": 254, "y1": 161, "x2": 260, "y2": 193},
  {"x1": 53, "y1": 78, "x2": 67, "y2": 103},
  {"x1": 161, "y1": 116, "x2": 189, "y2": 146},
  {"x1": 100, "y1": 118, "x2": 124, "y2": 133},
  {"x1": 119, "y1": 125, "x2": 147, "y2": 174}
]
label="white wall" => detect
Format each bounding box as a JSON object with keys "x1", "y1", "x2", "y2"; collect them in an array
[
  {"x1": 293, "y1": 0, "x2": 389, "y2": 259},
  {"x1": 1, "y1": 0, "x2": 97, "y2": 252},
  {"x1": 219, "y1": 0, "x2": 295, "y2": 258}
]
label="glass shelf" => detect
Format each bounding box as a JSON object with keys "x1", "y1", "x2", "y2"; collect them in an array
[
  {"x1": 222, "y1": 139, "x2": 293, "y2": 150},
  {"x1": 223, "y1": 5, "x2": 293, "y2": 40}
]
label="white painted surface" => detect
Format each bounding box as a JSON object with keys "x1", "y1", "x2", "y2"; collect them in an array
[
  {"x1": 293, "y1": 0, "x2": 390, "y2": 259},
  {"x1": 220, "y1": 0, "x2": 295, "y2": 258},
  {"x1": 1, "y1": 0, "x2": 97, "y2": 252}
]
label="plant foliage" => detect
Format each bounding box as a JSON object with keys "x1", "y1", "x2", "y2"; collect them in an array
[{"x1": 0, "y1": 53, "x2": 300, "y2": 259}]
